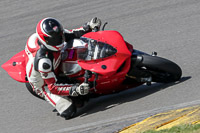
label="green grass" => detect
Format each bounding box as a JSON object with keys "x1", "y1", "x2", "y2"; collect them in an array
[{"x1": 143, "y1": 124, "x2": 200, "y2": 133}]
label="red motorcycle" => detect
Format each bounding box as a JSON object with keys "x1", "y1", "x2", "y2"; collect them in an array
[{"x1": 1, "y1": 25, "x2": 182, "y2": 105}]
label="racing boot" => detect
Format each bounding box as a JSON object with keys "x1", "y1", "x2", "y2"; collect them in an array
[
  {"x1": 60, "y1": 104, "x2": 77, "y2": 120},
  {"x1": 55, "y1": 97, "x2": 77, "y2": 119}
]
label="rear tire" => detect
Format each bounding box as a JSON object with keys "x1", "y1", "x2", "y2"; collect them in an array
[
  {"x1": 25, "y1": 83, "x2": 45, "y2": 100},
  {"x1": 139, "y1": 55, "x2": 182, "y2": 83}
]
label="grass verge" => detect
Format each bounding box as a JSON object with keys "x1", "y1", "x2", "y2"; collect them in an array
[{"x1": 143, "y1": 124, "x2": 200, "y2": 133}]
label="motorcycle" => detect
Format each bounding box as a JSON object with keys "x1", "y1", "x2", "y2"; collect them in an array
[{"x1": 1, "y1": 22, "x2": 182, "y2": 107}]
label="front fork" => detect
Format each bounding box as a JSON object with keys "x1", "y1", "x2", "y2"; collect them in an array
[{"x1": 127, "y1": 49, "x2": 153, "y2": 85}]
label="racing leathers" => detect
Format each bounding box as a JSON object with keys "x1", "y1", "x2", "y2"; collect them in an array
[{"x1": 25, "y1": 27, "x2": 91, "y2": 119}]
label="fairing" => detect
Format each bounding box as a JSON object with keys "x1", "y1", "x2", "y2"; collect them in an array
[
  {"x1": 1, "y1": 50, "x2": 28, "y2": 83},
  {"x1": 78, "y1": 30, "x2": 132, "y2": 76},
  {"x1": 77, "y1": 38, "x2": 117, "y2": 60},
  {"x1": 74, "y1": 30, "x2": 135, "y2": 94}
]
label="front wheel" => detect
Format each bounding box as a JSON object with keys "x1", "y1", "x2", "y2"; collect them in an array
[{"x1": 134, "y1": 55, "x2": 182, "y2": 83}]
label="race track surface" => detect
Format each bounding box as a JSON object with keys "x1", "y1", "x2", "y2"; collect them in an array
[{"x1": 0, "y1": 0, "x2": 200, "y2": 133}]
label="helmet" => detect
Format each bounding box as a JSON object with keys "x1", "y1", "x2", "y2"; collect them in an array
[{"x1": 36, "y1": 17, "x2": 65, "y2": 51}]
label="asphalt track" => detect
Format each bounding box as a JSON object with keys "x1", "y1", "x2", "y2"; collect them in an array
[{"x1": 0, "y1": 0, "x2": 200, "y2": 133}]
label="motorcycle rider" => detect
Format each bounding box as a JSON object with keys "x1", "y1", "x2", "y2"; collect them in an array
[{"x1": 25, "y1": 17, "x2": 101, "y2": 119}]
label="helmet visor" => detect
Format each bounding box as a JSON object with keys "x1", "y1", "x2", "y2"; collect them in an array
[{"x1": 44, "y1": 31, "x2": 65, "y2": 46}]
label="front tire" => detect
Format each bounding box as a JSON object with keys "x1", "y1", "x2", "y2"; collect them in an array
[{"x1": 138, "y1": 55, "x2": 182, "y2": 83}]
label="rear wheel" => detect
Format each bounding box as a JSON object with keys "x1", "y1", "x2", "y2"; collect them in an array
[{"x1": 25, "y1": 82, "x2": 45, "y2": 100}]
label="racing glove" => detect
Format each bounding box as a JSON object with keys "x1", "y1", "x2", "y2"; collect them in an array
[
  {"x1": 69, "y1": 83, "x2": 90, "y2": 96},
  {"x1": 87, "y1": 17, "x2": 101, "y2": 31}
]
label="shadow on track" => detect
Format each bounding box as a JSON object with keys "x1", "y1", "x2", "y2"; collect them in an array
[{"x1": 75, "y1": 76, "x2": 191, "y2": 118}]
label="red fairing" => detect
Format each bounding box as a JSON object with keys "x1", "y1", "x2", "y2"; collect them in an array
[
  {"x1": 1, "y1": 50, "x2": 28, "y2": 83},
  {"x1": 76, "y1": 31, "x2": 134, "y2": 94},
  {"x1": 125, "y1": 41, "x2": 134, "y2": 53},
  {"x1": 82, "y1": 31, "x2": 130, "y2": 53},
  {"x1": 78, "y1": 31, "x2": 132, "y2": 76}
]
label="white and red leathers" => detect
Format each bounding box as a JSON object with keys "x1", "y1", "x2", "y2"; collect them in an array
[{"x1": 25, "y1": 28, "x2": 88, "y2": 116}]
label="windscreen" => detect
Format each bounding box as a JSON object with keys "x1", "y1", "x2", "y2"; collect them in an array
[{"x1": 77, "y1": 37, "x2": 117, "y2": 61}]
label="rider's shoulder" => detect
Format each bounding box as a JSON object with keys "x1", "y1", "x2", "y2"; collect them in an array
[{"x1": 26, "y1": 33, "x2": 40, "y2": 53}]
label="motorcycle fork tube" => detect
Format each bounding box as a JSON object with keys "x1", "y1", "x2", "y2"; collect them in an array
[
  {"x1": 127, "y1": 55, "x2": 151, "y2": 82},
  {"x1": 127, "y1": 55, "x2": 143, "y2": 78},
  {"x1": 85, "y1": 70, "x2": 98, "y2": 92},
  {"x1": 93, "y1": 72, "x2": 98, "y2": 92}
]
